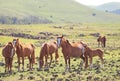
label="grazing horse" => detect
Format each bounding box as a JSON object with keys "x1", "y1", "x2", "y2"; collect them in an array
[
  {"x1": 97, "y1": 36, "x2": 106, "y2": 47},
  {"x1": 2, "y1": 42, "x2": 15, "y2": 73},
  {"x1": 39, "y1": 42, "x2": 59, "y2": 69},
  {"x1": 84, "y1": 46, "x2": 104, "y2": 69},
  {"x1": 13, "y1": 38, "x2": 35, "y2": 71},
  {"x1": 57, "y1": 36, "x2": 88, "y2": 71}
]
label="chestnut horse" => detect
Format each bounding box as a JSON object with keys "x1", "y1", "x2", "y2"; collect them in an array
[
  {"x1": 13, "y1": 38, "x2": 35, "y2": 71},
  {"x1": 84, "y1": 46, "x2": 104, "y2": 69},
  {"x1": 97, "y1": 36, "x2": 106, "y2": 47},
  {"x1": 39, "y1": 42, "x2": 59, "y2": 69},
  {"x1": 2, "y1": 42, "x2": 15, "y2": 73},
  {"x1": 57, "y1": 36, "x2": 88, "y2": 71}
]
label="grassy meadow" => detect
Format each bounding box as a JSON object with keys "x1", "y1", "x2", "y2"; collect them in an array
[{"x1": 0, "y1": 23, "x2": 120, "y2": 81}]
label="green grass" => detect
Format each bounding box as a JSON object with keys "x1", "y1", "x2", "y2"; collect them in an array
[{"x1": 0, "y1": 23, "x2": 120, "y2": 81}]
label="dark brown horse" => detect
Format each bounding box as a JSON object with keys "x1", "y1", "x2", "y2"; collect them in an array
[
  {"x1": 84, "y1": 45, "x2": 104, "y2": 69},
  {"x1": 97, "y1": 36, "x2": 106, "y2": 47},
  {"x1": 57, "y1": 36, "x2": 88, "y2": 71},
  {"x1": 2, "y1": 42, "x2": 15, "y2": 73},
  {"x1": 13, "y1": 38, "x2": 35, "y2": 71},
  {"x1": 39, "y1": 42, "x2": 59, "y2": 69}
]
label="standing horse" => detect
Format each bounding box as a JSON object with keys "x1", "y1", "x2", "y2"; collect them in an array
[
  {"x1": 13, "y1": 38, "x2": 35, "y2": 71},
  {"x1": 97, "y1": 36, "x2": 106, "y2": 47},
  {"x1": 2, "y1": 42, "x2": 15, "y2": 73},
  {"x1": 57, "y1": 36, "x2": 88, "y2": 71},
  {"x1": 84, "y1": 46, "x2": 104, "y2": 69},
  {"x1": 39, "y1": 42, "x2": 59, "y2": 69}
]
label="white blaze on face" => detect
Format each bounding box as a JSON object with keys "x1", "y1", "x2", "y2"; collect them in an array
[
  {"x1": 13, "y1": 40, "x2": 16, "y2": 46},
  {"x1": 41, "y1": 43, "x2": 45, "y2": 48},
  {"x1": 57, "y1": 38, "x2": 61, "y2": 47}
]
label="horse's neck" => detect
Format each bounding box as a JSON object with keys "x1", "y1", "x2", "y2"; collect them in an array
[
  {"x1": 39, "y1": 53, "x2": 44, "y2": 60},
  {"x1": 16, "y1": 43, "x2": 22, "y2": 52}
]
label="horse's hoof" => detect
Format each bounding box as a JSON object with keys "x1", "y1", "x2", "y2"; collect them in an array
[
  {"x1": 37, "y1": 68, "x2": 43, "y2": 71},
  {"x1": 44, "y1": 68, "x2": 49, "y2": 71}
]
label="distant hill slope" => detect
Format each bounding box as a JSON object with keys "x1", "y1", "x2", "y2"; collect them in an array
[
  {"x1": 111, "y1": 9, "x2": 120, "y2": 15},
  {"x1": 94, "y1": 2, "x2": 120, "y2": 11},
  {"x1": 0, "y1": 0, "x2": 120, "y2": 24}
]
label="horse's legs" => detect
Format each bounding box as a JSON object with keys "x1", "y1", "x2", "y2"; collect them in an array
[
  {"x1": 80, "y1": 55, "x2": 85, "y2": 68},
  {"x1": 5, "y1": 58, "x2": 8, "y2": 72},
  {"x1": 103, "y1": 41, "x2": 106, "y2": 47},
  {"x1": 9, "y1": 58, "x2": 13, "y2": 73},
  {"x1": 89, "y1": 57, "x2": 93, "y2": 69},
  {"x1": 99, "y1": 56, "x2": 104, "y2": 68},
  {"x1": 17, "y1": 57, "x2": 20, "y2": 72},
  {"x1": 45, "y1": 55, "x2": 48, "y2": 68},
  {"x1": 55, "y1": 50, "x2": 59, "y2": 62},
  {"x1": 68, "y1": 57, "x2": 71, "y2": 71},
  {"x1": 49, "y1": 54, "x2": 53, "y2": 67},
  {"x1": 84, "y1": 55, "x2": 88, "y2": 69},
  {"x1": 28, "y1": 56, "x2": 31, "y2": 70},
  {"x1": 22, "y1": 57, "x2": 24, "y2": 71},
  {"x1": 101, "y1": 42, "x2": 104, "y2": 48},
  {"x1": 98, "y1": 42, "x2": 100, "y2": 47},
  {"x1": 63, "y1": 55, "x2": 68, "y2": 72}
]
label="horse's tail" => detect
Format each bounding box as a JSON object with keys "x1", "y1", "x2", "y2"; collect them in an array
[
  {"x1": 55, "y1": 49, "x2": 59, "y2": 60},
  {"x1": 31, "y1": 44, "x2": 35, "y2": 63}
]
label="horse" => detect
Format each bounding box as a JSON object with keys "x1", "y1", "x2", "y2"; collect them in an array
[
  {"x1": 57, "y1": 36, "x2": 88, "y2": 71},
  {"x1": 39, "y1": 41, "x2": 59, "y2": 69},
  {"x1": 13, "y1": 38, "x2": 35, "y2": 71},
  {"x1": 97, "y1": 36, "x2": 106, "y2": 48},
  {"x1": 2, "y1": 42, "x2": 15, "y2": 73},
  {"x1": 84, "y1": 45, "x2": 104, "y2": 69}
]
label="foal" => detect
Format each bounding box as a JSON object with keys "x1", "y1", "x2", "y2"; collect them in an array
[{"x1": 85, "y1": 46, "x2": 104, "y2": 68}]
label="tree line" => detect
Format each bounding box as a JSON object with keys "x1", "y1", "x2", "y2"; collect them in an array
[{"x1": 0, "y1": 16, "x2": 52, "y2": 24}]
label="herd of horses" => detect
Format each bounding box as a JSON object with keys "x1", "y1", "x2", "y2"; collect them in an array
[{"x1": 2, "y1": 35, "x2": 106, "y2": 73}]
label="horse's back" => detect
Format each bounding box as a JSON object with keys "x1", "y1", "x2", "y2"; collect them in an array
[
  {"x1": 2, "y1": 44, "x2": 12, "y2": 58},
  {"x1": 97, "y1": 49, "x2": 103, "y2": 54},
  {"x1": 68, "y1": 43, "x2": 84, "y2": 57},
  {"x1": 40, "y1": 43, "x2": 49, "y2": 55},
  {"x1": 48, "y1": 42, "x2": 58, "y2": 54},
  {"x1": 21, "y1": 43, "x2": 35, "y2": 56}
]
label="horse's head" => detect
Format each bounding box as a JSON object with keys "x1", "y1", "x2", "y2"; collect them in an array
[
  {"x1": 13, "y1": 38, "x2": 19, "y2": 47},
  {"x1": 97, "y1": 36, "x2": 101, "y2": 42},
  {"x1": 57, "y1": 35, "x2": 64, "y2": 48}
]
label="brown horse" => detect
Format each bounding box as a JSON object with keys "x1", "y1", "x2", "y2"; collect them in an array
[
  {"x1": 39, "y1": 41, "x2": 59, "y2": 69},
  {"x1": 97, "y1": 36, "x2": 106, "y2": 47},
  {"x1": 84, "y1": 46, "x2": 104, "y2": 69},
  {"x1": 13, "y1": 38, "x2": 35, "y2": 71},
  {"x1": 57, "y1": 36, "x2": 88, "y2": 71},
  {"x1": 2, "y1": 42, "x2": 15, "y2": 73}
]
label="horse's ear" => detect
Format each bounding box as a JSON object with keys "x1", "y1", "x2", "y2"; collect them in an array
[
  {"x1": 61, "y1": 35, "x2": 64, "y2": 38},
  {"x1": 53, "y1": 41, "x2": 56, "y2": 44},
  {"x1": 17, "y1": 38, "x2": 19, "y2": 41},
  {"x1": 80, "y1": 41, "x2": 87, "y2": 47}
]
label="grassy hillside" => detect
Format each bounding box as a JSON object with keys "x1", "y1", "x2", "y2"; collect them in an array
[
  {"x1": 94, "y1": 2, "x2": 120, "y2": 11},
  {"x1": 0, "y1": 0, "x2": 120, "y2": 24}
]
